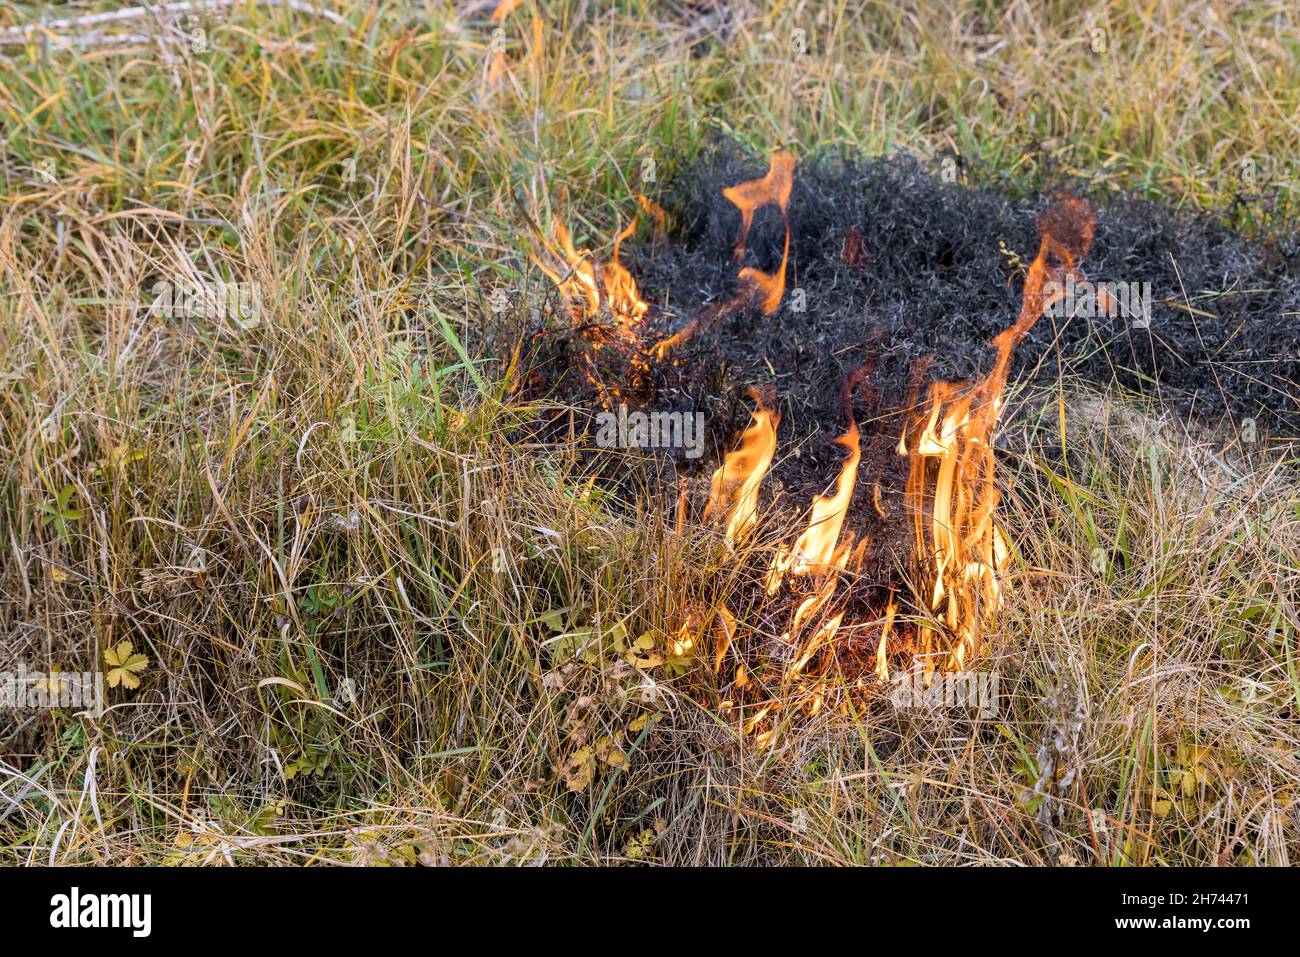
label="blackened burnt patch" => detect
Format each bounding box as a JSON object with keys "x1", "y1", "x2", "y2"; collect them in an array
[
  {"x1": 510, "y1": 146, "x2": 1299, "y2": 605},
  {"x1": 635, "y1": 147, "x2": 1300, "y2": 443}
]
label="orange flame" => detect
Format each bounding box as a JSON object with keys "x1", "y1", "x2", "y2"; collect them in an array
[
  {"x1": 901, "y1": 196, "x2": 1095, "y2": 668},
  {"x1": 876, "y1": 597, "x2": 896, "y2": 682},
  {"x1": 635, "y1": 193, "x2": 668, "y2": 242},
  {"x1": 530, "y1": 207, "x2": 653, "y2": 407},
  {"x1": 534, "y1": 218, "x2": 648, "y2": 327},
  {"x1": 724, "y1": 152, "x2": 795, "y2": 262},
  {"x1": 767, "y1": 421, "x2": 861, "y2": 592},
  {"x1": 760, "y1": 401, "x2": 870, "y2": 686},
  {"x1": 654, "y1": 151, "x2": 795, "y2": 358},
  {"x1": 604, "y1": 218, "x2": 648, "y2": 324},
  {"x1": 725, "y1": 151, "x2": 795, "y2": 315},
  {"x1": 526, "y1": 156, "x2": 1095, "y2": 732},
  {"x1": 704, "y1": 389, "x2": 780, "y2": 545}
]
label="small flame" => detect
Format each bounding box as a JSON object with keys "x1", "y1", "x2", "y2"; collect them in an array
[
  {"x1": 655, "y1": 151, "x2": 795, "y2": 358},
  {"x1": 704, "y1": 389, "x2": 780, "y2": 545},
  {"x1": 723, "y1": 151, "x2": 795, "y2": 264},
  {"x1": 876, "y1": 597, "x2": 896, "y2": 682},
  {"x1": 725, "y1": 151, "x2": 795, "y2": 316},
  {"x1": 530, "y1": 208, "x2": 654, "y2": 407},
  {"x1": 604, "y1": 218, "x2": 648, "y2": 324},
  {"x1": 535, "y1": 218, "x2": 648, "y2": 327},
  {"x1": 767, "y1": 420, "x2": 861, "y2": 592},
  {"x1": 786, "y1": 610, "x2": 844, "y2": 678},
  {"x1": 541, "y1": 221, "x2": 600, "y2": 320},
  {"x1": 635, "y1": 193, "x2": 668, "y2": 242}
]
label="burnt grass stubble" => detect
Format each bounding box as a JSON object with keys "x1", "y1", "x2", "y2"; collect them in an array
[{"x1": 509, "y1": 145, "x2": 1300, "y2": 682}]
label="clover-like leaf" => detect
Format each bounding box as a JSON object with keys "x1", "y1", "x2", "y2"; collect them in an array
[{"x1": 103, "y1": 641, "x2": 149, "y2": 690}]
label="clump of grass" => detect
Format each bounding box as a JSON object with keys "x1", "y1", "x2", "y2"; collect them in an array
[{"x1": 2, "y1": 1, "x2": 1298, "y2": 865}]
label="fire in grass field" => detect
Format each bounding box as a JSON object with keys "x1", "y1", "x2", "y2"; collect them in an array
[{"x1": 512, "y1": 149, "x2": 1103, "y2": 736}]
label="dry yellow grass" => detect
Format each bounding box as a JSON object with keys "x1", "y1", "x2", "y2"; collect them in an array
[{"x1": 1, "y1": 0, "x2": 1298, "y2": 864}]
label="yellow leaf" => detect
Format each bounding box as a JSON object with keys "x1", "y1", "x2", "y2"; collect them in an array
[
  {"x1": 1153, "y1": 799, "x2": 1173, "y2": 818},
  {"x1": 595, "y1": 735, "x2": 628, "y2": 770},
  {"x1": 624, "y1": 632, "x2": 664, "y2": 668},
  {"x1": 624, "y1": 828, "x2": 655, "y2": 861},
  {"x1": 606, "y1": 620, "x2": 628, "y2": 647},
  {"x1": 103, "y1": 641, "x2": 149, "y2": 690},
  {"x1": 1176, "y1": 744, "x2": 1214, "y2": 796},
  {"x1": 99, "y1": 444, "x2": 147, "y2": 475},
  {"x1": 561, "y1": 747, "x2": 594, "y2": 791}
]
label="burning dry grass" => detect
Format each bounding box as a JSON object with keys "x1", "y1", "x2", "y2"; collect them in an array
[
  {"x1": 658, "y1": 392, "x2": 1300, "y2": 867},
  {"x1": 2, "y1": 0, "x2": 1300, "y2": 866},
  {"x1": 3, "y1": 252, "x2": 1298, "y2": 865}
]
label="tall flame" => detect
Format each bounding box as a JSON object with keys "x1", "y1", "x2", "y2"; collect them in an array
[
  {"x1": 760, "y1": 384, "x2": 871, "y2": 687},
  {"x1": 704, "y1": 389, "x2": 780, "y2": 545},
  {"x1": 901, "y1": 196, "x2": 1095, "y2": 668}
]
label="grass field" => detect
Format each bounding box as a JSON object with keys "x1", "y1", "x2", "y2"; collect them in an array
[{"x1": 2, "y1": 0, "x2": 1299, "y2": 865}]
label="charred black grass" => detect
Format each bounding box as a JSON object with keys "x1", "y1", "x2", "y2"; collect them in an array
[
  {"x1": 640, "y1": 143, "x2": 1300, "y2": 439},
  {"x1": 515, "y1": 141, "x2": 1300, "y2": 648},
  {"x1": 521, "y1": 142, "x2": 1300, "y2": 514}
]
